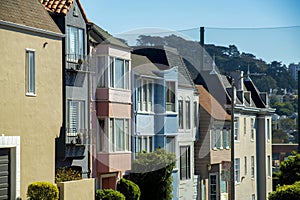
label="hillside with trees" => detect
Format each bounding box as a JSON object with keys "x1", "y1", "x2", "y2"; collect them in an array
[{"x1": 136, "y1": 34, "x2": 296, "y2": 93}]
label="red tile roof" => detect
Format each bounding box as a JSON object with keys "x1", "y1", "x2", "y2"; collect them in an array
[
  {"x1": 197, "y1": 85, "x2": 231, "y2": 121},
  {"x1": 39, "y1": 0, "x2": 73, "y2": 14}
]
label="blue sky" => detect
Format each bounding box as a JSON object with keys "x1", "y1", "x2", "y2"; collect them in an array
[{"x1": 80, "y1": 0, "x2": 300, "y2": 65}]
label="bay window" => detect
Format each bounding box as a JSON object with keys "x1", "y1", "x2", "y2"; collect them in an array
[
  {"x1": 109, "y1": 118, "x2": 130, "y2": 152},
  {"x1": 166, "y1": 81, "x2": 175, "y2": 112},
  {"x1": 109, "y1": 57, "x2": 130, "y2": 89}
]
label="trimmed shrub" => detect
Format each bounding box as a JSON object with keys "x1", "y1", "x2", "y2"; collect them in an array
[
  {"x1": 269, "y1": 181, "x2": 300, "y2": 200},
  {"x1": 27, "y1": 182, "x2": 59, "y2": 200},
  {"x1": 117, "y1": 178, "x2": 141, "y2": 200},
  {"x1": 95, "y1": 189, "x2": 125, "y2": 200},
  {"x1": 55, "y1": 167, "x2": 82, "y2": 183}
]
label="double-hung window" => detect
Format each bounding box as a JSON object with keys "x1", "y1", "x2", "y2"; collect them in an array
[
  {"x1": 138, "y1": 79, "x2": 153, "y2": 112},
  {"x1": 166, "y1": 136, "x2": 175, "y2": 153},
  {"x1": 109, "y1": 57, "x2": 130, "y2": 89},
  {"x1": 26, "y1": 50, "x2": 35, "y2": 95},
  {"x1": 185, "y1": 100, "x2": 191, "y2": 129},
  {"x1": 67, "y1": 100, "x2": 85, "y2": 137},
  {"x1": 178, "y1": 100, "x2": 183, "y2": 129},
  {"x1": 235, "y1": 158, "x2": 240, "y2": 183},
  {"x1": 180, "y1": 146, "x2": 191, "y2": 180},
  {"x1": 137, "y1": 136, "x2": 153, "y2": 153},
  {"x1": 251, "y1": 156, "x2": 255, "y2": 178},
  {"x1": 251, "y1": 118, "x2": 255, "y2": 140},
  {"x1": 267, "y1": 119, "x2": 271, "y2": 141},
  {"x1": 209, "y1": 174, "x2": 218, "y2": 200},
  {"x1": 234, "y1": 117, "x2": 239, "y2": 141},
  {"x1": 66, "y1": 26, "x2": 84, "y2": 61},
  {"x1": 109, "y1": 118, "x2": 130, "y2": 152},
  {"x1": 166, "y1": 81, "x2": 175, "y2": 112}
]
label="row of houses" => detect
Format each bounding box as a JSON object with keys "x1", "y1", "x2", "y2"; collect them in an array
[{"x1": 0, "y1": 0, "x2": 274, "y2": 199}]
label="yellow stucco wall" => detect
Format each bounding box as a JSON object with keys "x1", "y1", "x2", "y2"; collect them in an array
[
  {"x1": 57, "y1": 178, "x2": 95, "y2": 200},
  {"x1": 0, "y1": 26, "x2": 62, "y2": 198}
]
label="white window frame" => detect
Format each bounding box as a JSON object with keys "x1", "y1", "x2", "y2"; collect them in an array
[
  {"x1": 66, "y1": 100, "x2": 85, "y2": 136},
  {"x1": 209, "y1": 173, "x2": 218, "y2": 200},
  {"x1": 178, "y1": 99, "x2": 184, "y2": 129},
  {"x1": 137, "y1": 79, "x2": 153, "y2": 112},
  {"x1": 267, "y1": 118, "x2": 271, "y2": 141},
  {"x1": 244, "y1": 156, "x2": 247, "y2": 175},
  {"x1": 234, "y1": 117, "x2": 239, "y2": 141},
  {"x1": 251, "y1": 118, "x2": 255, "y2": 141},
  {"x1": 165, "y1": 81, "x2": 176, "y2": 112},
  {"x1": 180, "y1": 146, "x2": 191, "y2": 180},
  {"x1": 166, "y1": 136, "x2": 176, "y2": 153},
  {"x1": 185, "y1": 99, "x2": 191, "y2": 129},
  {"x1": 109, "y1": 57, "x2": 130, "y2": 90},
  {"x1": 251, "y1": 156, "x2": 255, "y2": 178},
  {"x1": 109, "y1": 118, "x2": 130, "y2": 152},
  {"x1": 235, "y1": 158, "x2": 240, "y2": 184},
  {"x1": 25, "y1": 49, "x2": 36, "y2": 96},
  {"x1": 66, "y1": 25, "x2": 84, "y2": 62},
  {"x1": 267, "y1": 155, "x2": 271, "y2": 177},
  {"x1": 137, "y1": 135, "x2": 153, "y2": 153}
]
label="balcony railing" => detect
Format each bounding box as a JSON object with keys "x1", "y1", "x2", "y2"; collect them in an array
[
  {"x1": 66, "y1": 128, "x2": 87, "y2": 145},
  {"x1": 66, "y1": 54, "x2": 90, "y2": 72}
]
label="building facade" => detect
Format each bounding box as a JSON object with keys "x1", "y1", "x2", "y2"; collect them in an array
[
  {"x1": 89, "y1": 23, "x2": 132, "y2": 189},
  {"x1": 40, "y1": 0, "x2": 91, "y2": 177},
  {"x1": 0, "y1": 0, "x2": 63, "y2": 198}
]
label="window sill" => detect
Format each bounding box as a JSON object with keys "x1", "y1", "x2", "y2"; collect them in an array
[{"x1": 26, "y1": 93, "x2": 36, "y2": 97}]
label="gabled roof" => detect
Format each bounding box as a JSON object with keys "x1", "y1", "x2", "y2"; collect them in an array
[
  {"x1": 89, "y1": 23, "x2": 129, "y2": 49},
  {"x1": 39, "y1": 0, "x2": 88, "y2": 22},
  {"x1": 133, "y1": 46, "x2": 197, "y2": 92},
  {"x1": 131, "y1": 54, "x2": 160, "y2": 78},
  {"x1": 197, "y1": 85, "x2": 231, "y2": 121},
  {"x1": 0, "y1": 0, "x2": 61, "y2": 34}
]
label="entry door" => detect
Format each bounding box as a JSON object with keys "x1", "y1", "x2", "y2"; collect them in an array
[
  {"x1": 209, "y1": 174, "x2": 218, "y2": 200},
  {"x1": 0, "y1": 148, "x2": 10, "y2": 200}
]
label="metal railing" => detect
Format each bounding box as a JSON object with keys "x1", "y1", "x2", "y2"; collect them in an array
[{"x1": 66, "y1": 128, "x2": 87, "y2": 145}]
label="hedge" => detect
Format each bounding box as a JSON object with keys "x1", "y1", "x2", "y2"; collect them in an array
[
  {"x1": 269, "y1": 181, "x2": 300, "y2": 200},
  {"x1": 95, "y1": 189, "x2": 125, "y2": 200},
  {"x1": 27, "y1": 182, "x2": 59, "y2": 200},
  {"x1": 117, "y1": 178, "x2": 141, "y2": 200}
]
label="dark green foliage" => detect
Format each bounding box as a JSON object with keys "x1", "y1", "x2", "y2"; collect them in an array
[
  {"x1": 129, "y1": 149, "x2": 176, "y2": 200},
  {"x1": 55, "y1": 167, "x2": 82, "y2": 183},
  {"x1": 278, "y1": 152, "x2": 300, "y2": 185},
  {"x1": 27, "y1": 182, "x2": 59, "y2": 200},
  {"x1": 269, "y1": 181, "x2": 300, "y2": 200},
  {"x1": 95, "y1": 189, "x2": 125, "y2": 200},
  {"x1": 117, "y1": 178, "x2": 141, "y2": 200}
]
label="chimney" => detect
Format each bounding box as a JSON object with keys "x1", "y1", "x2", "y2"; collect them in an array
[{"x1": 230, "y1": 70, "x2": 244, "y2": 90}]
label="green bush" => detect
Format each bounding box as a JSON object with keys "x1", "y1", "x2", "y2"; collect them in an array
[
  {"x1": 269, "y1": 181, "x2": 300, "y2": 200},
  {"x1": 95, "y1": 189, "x2": 125, "y2": 200},
  {"x1": 117, "y1": 178, "x2": 141, "y2": 200},
  {"x1": 27, "y1": 182, "x2": 59, "y2": 200},
  {"x1": 55, "y1": 167, "x2": 82, "y2": 183},
  {"x1": 129, "y1": 148, "x2": 176, "y2": 200}
]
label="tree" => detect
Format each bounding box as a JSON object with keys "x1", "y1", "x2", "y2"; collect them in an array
[
  {"x1": 278, "y1": 152, "x2": 300, "y2": 185},
  {"x1": 129, "y1": 149, "x2": 176, "y2": 200},
  {"x1": 269, "y1": 181, "x2": 300, "y2": 200},
  {"x1": 272, "y1": 129, "x2": 289, "y2": 143},
  {"x1": 274, "y1": 102, "x2": 294, "y2": 116}
]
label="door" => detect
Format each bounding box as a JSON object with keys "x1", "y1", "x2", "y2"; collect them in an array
[
  {"x1": 209, "y1": 174, "x2": 218, "y2": 200},
  {"x1": 0, "y1": 148, "x2": 10, "y2": 200}
]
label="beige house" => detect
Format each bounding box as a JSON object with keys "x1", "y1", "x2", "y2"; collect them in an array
[{"x1": 0, "y1": 0, "x2": 63, "y2": 198}]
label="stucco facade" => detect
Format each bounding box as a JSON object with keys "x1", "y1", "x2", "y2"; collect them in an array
[{"x1": 0, "y1": 24, "x2": 62, "y2": 198}]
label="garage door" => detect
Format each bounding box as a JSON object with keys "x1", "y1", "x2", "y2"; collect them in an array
[{"x1": 0, "y1": 148, "x2": 10, "y2": 200}]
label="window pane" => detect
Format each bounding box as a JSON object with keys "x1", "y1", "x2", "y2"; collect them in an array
[
  {"x1": 166, "y1": 137, "x2": 175, "y2": 153},
  {"x1": 28, "y1": 51, "x2": 35, "y2": 93},
  {"x1": 143, "y1": 81, "x2": 147, "y2": 110},
  {"x1": 149, "y1": 137, "x2": 153, "y2": 152},
  {"x1": 179, "y1": 100, "x2": 183, "y2": 129},
  {"x1": 78, "y1": 28, "x2": 84, "y2": 60},
  {"x1": 98, "y1": 119, "x2": 105, "y2": 152},
  {"x1": 148, "y1": 81, "x2": 153, "y2": 111},
  {"x1": 97, "y1": 56, "x2": 105, "y2": 87},
  {"x1": 125, "y1": 60, "x2": 129, "y2": 89},
  {"x1": 166, "y1": 82, "x2": 175, "y2": 112},
  {"x1": 109, "y1": 57, "x2": 114, "y2": 87},
  {"x1": 194, "y1": 102, "x2": 197, "y2": 128},
  {"x1": 115, "y1": 59, "x2": 124, "y2": 88},
  {"x1": 125, "y1": 119, "x2": 130, "y2": 151},
  {"x1": 115, "y1": 119, "x2": 124, "y2": 151},
  {"x1": 186, "y1": 101, "x2": 191, "y2": 129},
  {"x1": 110, "y1": 119, "x2": 114, "y2": 152},
  {"x1": 138, "y1": 80, "x2": 142, "y2": 111}
]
